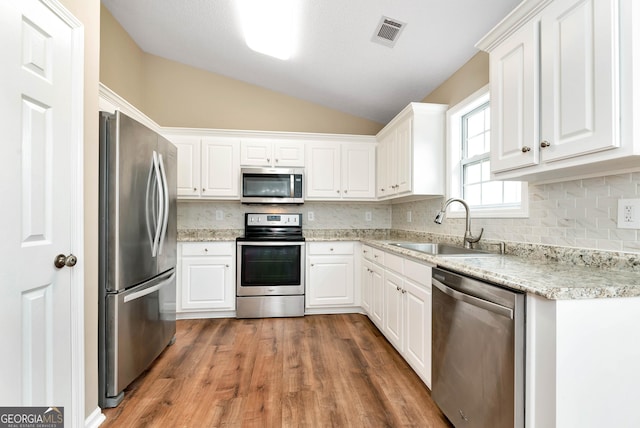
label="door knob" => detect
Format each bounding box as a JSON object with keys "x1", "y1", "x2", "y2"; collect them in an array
[{"x1": 54, "y1": 254, "x2": 77, "y2": 269}]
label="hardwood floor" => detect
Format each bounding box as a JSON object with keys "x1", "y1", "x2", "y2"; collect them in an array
[{"x1": 101, "y1": 314, "x2": 452, "y2": 427}]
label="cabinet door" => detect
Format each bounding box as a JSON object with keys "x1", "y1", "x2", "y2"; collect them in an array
[
  {"x1": 201, "y1": 138, "x2": 240, "y2": 198},
  {"x1": 376, "y1": 135, "x2": 391, "y2": 198},
  {"x1": 395, "y1": 118, "x2": 412, "y2": 194},
  {"x1": 370, "y1": 264, "x2": 384, "y2": 328},
  {"x1": 361, "y1": 260, "x2": 373, "y2": 314},
  {"x1": 403, "y1": 279, "x2": 432, "y2": 387},
  {"x1": 240, "y1": 139, "x2": 273, "y2": 166},
  {"x1": 383, "y1": 270, "x2": 404, "y2": 352},
  {"x1": 341, "y1": 143, "x2": 376, "y2": 199},
  {"x1": 490, "y1": 19, "x2": 540, "y2": 173},
  {"x1": 274, "y1": 141, "x2": 305, "y2": 167},
  {"x1": 180, "y1": 256, "x2": 234, "y2": 310},
  {"x1": 307, "y1": 254, "x2": 355, "y2": 307},
  {"x1": 172, "y1": 137, "x2": 201, "y2": 197},
  {"x1": 539, "y1": 0, "x2": 619, "y2": 162},
  {"x1": 306, "y1": 142, "x2": 341, "y2": 198}
]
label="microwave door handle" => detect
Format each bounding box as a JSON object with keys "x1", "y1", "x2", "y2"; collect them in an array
[
  {"x1": 157, "y1": 153, "x2": 170, "y2": 255},
  {"x1": 290, "y1": 174, "x2": 294, "y2": 197}
]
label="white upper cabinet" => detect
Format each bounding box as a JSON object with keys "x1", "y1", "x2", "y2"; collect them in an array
[
  {"x1": 201, "y1": 138, "x2": 240, "y2": 198},
  {"x1": 173, "y1": 136, "x2": 202, "y2": 197},
  {"x1": 306, "y1": 141, "x2": 376, "y2": 200},
  {"x1": 240, "y1": 139, "x2": 305, "y2": 167},
  {"x1": 376, "y1": 103, "x2": 447, "y2": 200},
  {"x1": 478, "y1": 0, "x2": 638, "y2": 182},
  {"x1": 164, "y1": 131, "x2": 240, "y2": 199}
]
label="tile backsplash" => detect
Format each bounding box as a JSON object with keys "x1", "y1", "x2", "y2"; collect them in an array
[
  {"x1": 392, "y1": 172, "x2": 640, "y2": 253},
  {"x1": 178, "y1": 200, "x2": 392, "y2": 230},
  {"x1": 178, "y1": 171, "x2": 640, "y2": 253}
]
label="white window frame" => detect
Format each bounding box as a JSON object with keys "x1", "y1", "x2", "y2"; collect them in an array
[{"x1": 446, "y1": 84, "x2": 528, "y2": 218}]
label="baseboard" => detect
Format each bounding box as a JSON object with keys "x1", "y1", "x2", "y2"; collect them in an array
[
  {"x1": 304, "y1": 306, "x2": 364, "y2": 315},
  {"x1": 176, "y1": 310, "x2": 236, "y2": 320},
  {"x1": 85, "y1": 407, "x2": 106, "y2": 428}
]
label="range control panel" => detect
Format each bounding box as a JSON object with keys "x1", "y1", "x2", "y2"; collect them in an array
[{"x1": 245, "y1": 213, "x2": 302, "y2": 227}]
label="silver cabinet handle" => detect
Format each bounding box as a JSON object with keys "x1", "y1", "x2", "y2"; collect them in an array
[
  {"x1": 540, "y1": 140, "x2": 551, "y2": 148},
  {"x1": 521, "y1": 146, "x2": 531, "y2": 153}
]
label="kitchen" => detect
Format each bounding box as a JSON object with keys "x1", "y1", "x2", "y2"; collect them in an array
[{"x1": 2, "y1": 0, "x2": 640, "y2": 427}]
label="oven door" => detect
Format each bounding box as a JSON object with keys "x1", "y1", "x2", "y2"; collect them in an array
[{"x1": 237, "y1": 241, "x2": 305, "y2": 296}]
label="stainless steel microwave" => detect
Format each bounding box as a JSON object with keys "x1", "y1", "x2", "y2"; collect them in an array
[{"x1": 241, "y1": 167, "x2": 304, "y2": 204}]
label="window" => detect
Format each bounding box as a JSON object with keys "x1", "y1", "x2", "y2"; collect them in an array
[{"x1": 446, "y1": 85, "x2": 528, "y2": 218}]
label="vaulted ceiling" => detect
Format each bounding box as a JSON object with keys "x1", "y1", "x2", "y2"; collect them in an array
[{"x1": 101, "y1": 0, "x2": 520, "y2": 124}]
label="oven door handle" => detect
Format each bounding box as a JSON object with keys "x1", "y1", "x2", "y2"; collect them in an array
[
  {"x1": 432, "y1": 278, "x2": 513, "y2": 319},
  {"x1": 237, "y1": 241, "x2": 305, "y2": 247}
]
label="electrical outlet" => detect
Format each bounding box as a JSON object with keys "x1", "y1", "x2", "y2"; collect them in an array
[
  {"x1": 307, "y1": 211, "x2": 315, "y2": 222},
  {"x1": 365, "y1": 211, "x2": 372, "y2": 222},
  {"x1": 407, "y1": 211, "x2": 412, "y2": 223},
  {"x1": 617, "y1": 199, "x2": 640, "y2": 229},
  {"x1": 215, "y1": 210, "x2": 223, "y2": 221}
]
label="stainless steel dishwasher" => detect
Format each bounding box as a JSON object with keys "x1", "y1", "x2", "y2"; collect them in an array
[{"x1": 431, "y1": 267, "x2": 525, "y2": 428}]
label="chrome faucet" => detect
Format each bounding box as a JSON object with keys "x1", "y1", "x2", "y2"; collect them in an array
[{"x1": 434, "y1": 198, "x2": 484, "y2": 249}]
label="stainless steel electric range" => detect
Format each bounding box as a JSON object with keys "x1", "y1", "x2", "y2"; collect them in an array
[{"x1": 236, "y1": 213, "x2": 305, "y2": 318}]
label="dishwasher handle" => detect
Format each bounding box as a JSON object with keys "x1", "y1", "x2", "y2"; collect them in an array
[{"x1": 432, "y1": 277, "x2": 514, "y2": 319}]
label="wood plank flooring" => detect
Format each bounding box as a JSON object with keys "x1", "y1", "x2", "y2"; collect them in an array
[{"x1": 101, "y1": 314, "x2": 452, "y2": 427}]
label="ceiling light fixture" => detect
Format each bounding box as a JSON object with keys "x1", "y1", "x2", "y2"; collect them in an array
[{"x1": 237, "y1": 0, "x2": 299, "y2": 60}]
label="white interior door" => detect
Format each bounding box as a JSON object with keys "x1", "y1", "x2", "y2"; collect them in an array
[{"x1": 0, "y1": 0, "x2": 84, "y2": 424}]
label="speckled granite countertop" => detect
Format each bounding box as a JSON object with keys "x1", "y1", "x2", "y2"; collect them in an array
[
  {"x1": 178, "y1": 228, "x2": 640, "y2": 300},
  {"x1": 362, "y1": 240, "x2": 640, "y2": 300}
]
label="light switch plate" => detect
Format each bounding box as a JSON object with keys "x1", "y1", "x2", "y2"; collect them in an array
[
  {"x1": 307, "y1": 211, "x2": 315, "y2": 222},
  {"x1": 617, "y1": 199, "x2": 640, "y2": 229}
]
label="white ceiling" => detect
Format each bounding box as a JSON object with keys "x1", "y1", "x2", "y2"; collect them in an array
[{"x1": 101, "y1": 0, "x2": 521, "y2": 124}]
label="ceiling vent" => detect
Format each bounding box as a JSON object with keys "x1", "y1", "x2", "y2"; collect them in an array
[{"x1": 371, "y1": 16, "x2": 406, "y2": 48}]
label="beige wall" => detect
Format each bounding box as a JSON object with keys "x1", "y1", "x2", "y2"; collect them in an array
[
  {"x1": 59, "y1": 0, "x2": 100, "y2": 420},
  {"x1": 99, "y1": 7, "x2": 383, "y2": 135},
  {"x1": 421, "y1": 51, "x2": 489, "y2": 106},
  {"x1": 100, "y1": 4, "x2": 145, "y2": 110}
]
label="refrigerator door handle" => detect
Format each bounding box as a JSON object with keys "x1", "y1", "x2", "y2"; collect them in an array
[
  {"x1": 151, "y1": 151, "x2": 164, "y2": 257},
  {"x1": 145, "y1": 157, "x2": 155, "y2": 251},
  {"x1": 157, "y1": 153, "x2": 170, "y2": 255},
  {"x1": 123, "y1": 271, "x2": 175, "y2": 303}
]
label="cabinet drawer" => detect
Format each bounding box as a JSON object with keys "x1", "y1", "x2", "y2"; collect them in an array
[
  {"x1": 308, "y1": 241, "x2": 354, "y2": 255},
  {"x1": 404, "y1": 259, "x2": 433, "y2": 287},
  {"x1": 362, "y1": 245, "x2": 375, "y2": 261},
  {"x1": 370, "y1": 248, "x2": 385, "y2": 264},
  {"x1": 384, "y1": 252, "x2": 403, "y2": 274},
  {"x1": 181, "y1": 242, "x2": 234, "y2": 256}
]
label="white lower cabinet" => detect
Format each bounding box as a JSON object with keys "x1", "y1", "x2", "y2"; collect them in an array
[
  {"x1": 383, "y1": 270, "x2": 404, "y2": 351},
  {"x1": 177, "y1": 242, "x2": 235, "y2": 317},
  {"x1": 362, "y1": 244, "x2": 433, "y2": 387},
  {"x1": 402, "y1": 277, "x2": 432, "y2": 385},
  {"x1": 306, "y1": 242, "x2": 358, "y2": 312}
]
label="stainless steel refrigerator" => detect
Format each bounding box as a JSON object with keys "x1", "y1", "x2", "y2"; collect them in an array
[{"x1": 98, "y1": 111, "x2": 177, "y2": 408}]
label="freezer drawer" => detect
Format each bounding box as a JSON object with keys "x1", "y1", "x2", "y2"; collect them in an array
[{"x1": 104, "y1": 270, "x2": 176, "y2": 400}]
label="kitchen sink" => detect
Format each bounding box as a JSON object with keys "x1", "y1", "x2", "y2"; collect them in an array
[{"x1": 388, "y1": 242, "x2": 495, "y2": 256}]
